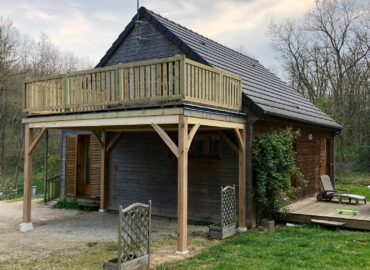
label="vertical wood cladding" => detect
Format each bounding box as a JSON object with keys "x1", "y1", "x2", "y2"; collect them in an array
[
  {"x1": 107, "y1": 132, "x2": 238, "y2": 222},
  {"x1": 103, "y1": 18, "x2": 182, "y2": 66}
]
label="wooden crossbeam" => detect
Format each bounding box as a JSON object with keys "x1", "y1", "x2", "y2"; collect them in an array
[
  {"x1": 92, "y1": 131, "x2": 104, "y2": 148},
  {"x1": 219, "y1": 131, "x2": 238, "y2": 155},
  {"x1": 187, "y1": 123, "x2": 200, "y2": 150},
  {"x1": 106, "y1": 132, "x2": 122, "y2": 153},
  {"x1": 28, "y1": 128, "x2": 47, "y2": 155},
  {"x1": 234, "y1": 128, "x2": 245, "y2": 150},
  {"x1": 151, "y1": 123, "x2": 179, "y2": 158}
]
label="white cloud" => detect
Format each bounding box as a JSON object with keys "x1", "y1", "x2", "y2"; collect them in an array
[{"x1": 0, "y1": 0, "x2": 315, "y2": 70}]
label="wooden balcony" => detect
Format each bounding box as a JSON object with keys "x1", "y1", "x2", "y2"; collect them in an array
[{"x1": 24, "y1": 55, "x2": 242, "y2": 116}]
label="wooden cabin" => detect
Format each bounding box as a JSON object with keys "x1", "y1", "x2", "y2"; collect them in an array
[{"x1": 21, "y1": 7, "x2": 341, "y2": 253}]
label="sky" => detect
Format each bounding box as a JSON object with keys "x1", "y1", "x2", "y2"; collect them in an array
[{"x1": 0, "y1": 0, "x2": 315, "y2": 73}]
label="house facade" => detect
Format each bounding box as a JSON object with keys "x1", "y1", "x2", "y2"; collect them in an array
[{"x1": 21, "y1": 7, "x2": 341, "y2": 253}]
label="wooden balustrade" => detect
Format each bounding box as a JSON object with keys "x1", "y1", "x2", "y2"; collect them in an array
[{"x1": 24, "y1": 55, "x2": 242, "y2": 115}]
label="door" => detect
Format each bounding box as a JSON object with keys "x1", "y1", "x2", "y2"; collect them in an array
[{"x1": 65, "y1": 134, "x2": 102, "y2": 198}]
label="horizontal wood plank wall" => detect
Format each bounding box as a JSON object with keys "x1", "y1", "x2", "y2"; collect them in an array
[
  {"x1": 107, "y1": 132, "x2": 238, "y2": 222},
  {"x1": 253, "y1": 120, "x2": 335, "y2": 200},
  {"x1": 296, "y1": 136, "x2": 321, "y2": 198},
  {"x1": 83, "y1": 135, "x2": 101, "y2": 198},
  {"x1": 65, "y1": 135, "x2": 77, "y2": 197}
]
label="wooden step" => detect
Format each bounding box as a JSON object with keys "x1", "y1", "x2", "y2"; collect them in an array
[{"x1": 311, "y1": 219, "x2": 345, "y2": 227}]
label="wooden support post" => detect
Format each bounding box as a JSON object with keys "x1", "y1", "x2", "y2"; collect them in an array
[
  {"x1": 329, "y1": 137, "x2": 335, "y2": 187},
  {"x1": 151, "y1": 119, "x2": 199, "y2": 254},
  {"x1": 99, "y1": 132, "x2": 107, "y2": 212},
  {"x1": 246, "y1": 120, "x2": 256, "y2": 228},
  {"x1": 21, "y1": 125, "x2": 33, "y2": 232},
  {"x1": 177, "y1": 116, "x2": 188, "y2": 254},
  {"x1": 43, "y1": 130, "x2": 49, "y2": 203},
  {"x1": 236, "y1": 127, "x2": 247, "y2": 231}
]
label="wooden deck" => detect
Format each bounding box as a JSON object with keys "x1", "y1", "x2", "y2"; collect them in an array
[{"x1": 281, "y1": 197, "x2": 370, "y2": 230}]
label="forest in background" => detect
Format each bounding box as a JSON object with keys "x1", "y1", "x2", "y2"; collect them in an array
[
  {"x1": 0, "y1": 17, "x2": 91, "y2": 198},
  {"x1": 269, "y1": 0, "x2": 370, "y2": 172},
  {"x1": 0, "y1": 0, "x2": 369, "y2": 199}
]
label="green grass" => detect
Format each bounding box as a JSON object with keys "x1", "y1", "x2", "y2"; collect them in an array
[
  {"x1": 4, "y1": 194, "x2": 44, "y2": 203},
  {"x1": 337, "y1": 172, "x2": 370, "y2": 186},
  {"x1": 157, "y1": 226, "x2": 370, "y2": 270},
  {"x1": 336, "y1": 185, "x2": 370, "y2": 200}
]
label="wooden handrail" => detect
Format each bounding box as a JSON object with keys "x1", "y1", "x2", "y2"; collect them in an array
[{"x1": 24, "y1": 55, "x2": 242, "y2": 115}]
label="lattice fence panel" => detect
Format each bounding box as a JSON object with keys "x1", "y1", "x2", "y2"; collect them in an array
[
  {"x1": 221, "y1": 185, "x2": 236, "y2": 227},
  {"x1": 118, "y1": 201, "x2": 151, "y2": 268}
]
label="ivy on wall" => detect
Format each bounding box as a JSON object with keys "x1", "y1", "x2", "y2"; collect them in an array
[{"x1": 252, "y1": 129, "x2": 305, "y2": 221}]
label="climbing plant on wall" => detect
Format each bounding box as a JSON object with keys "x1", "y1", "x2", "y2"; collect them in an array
[{"x1": 253, "y1": 129, "x2": 305, "y2": 221}]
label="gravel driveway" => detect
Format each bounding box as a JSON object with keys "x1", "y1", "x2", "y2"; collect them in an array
[{"x1": 0, "y1": 199, "x2": 211, "y2": 269}]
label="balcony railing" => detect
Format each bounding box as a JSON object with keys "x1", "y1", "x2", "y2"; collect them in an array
[{"x1": 24, "y1": 55, "x2": 242, "y2": 115}]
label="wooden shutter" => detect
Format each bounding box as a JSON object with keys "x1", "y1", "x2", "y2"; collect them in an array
[
  {"x1": 65, "y1": 135, "x2": 78, "y2": 197},
  {"x1": 89, "y1": 135, "x2": 102, "y2": 198}
]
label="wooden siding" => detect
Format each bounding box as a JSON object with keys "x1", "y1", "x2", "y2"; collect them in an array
[
  {"x1": 104, "y1": 17, "x2": 182, "y2": 66},
  {"x1": 81, "y1": 135, "x2": 101, "y2": 198},
  {"x1": 296, "y1": 136, "x2": 321, "y2": 197},
  {"x1": 61, "y1": 131, "x2": 101, "y2": 199},
  {"x1": 320, "y1": 139, "x2": 327, "y2": 175},
  {"x1": 253, "y1": 120, "x2": 335, "y2": 199},
  {"x1": 65, "y1": 135, "x2": 77, "y2": 196},
  {"x1": 107, "y1": 132, "x2": 238, "y2": 222}
]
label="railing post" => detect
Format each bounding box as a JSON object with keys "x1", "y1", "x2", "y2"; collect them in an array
[
  {"x1": 179, "y1": 55, "x2": 186, "y2": 99},
  {"x1": 116, "y1": 66, "x2": 120, "y2": 103},
  {"x1": 23, "y1": 82, "x2": 27, "y2": 112},
  {"x1": 64, "y1": 75, "x2": 68, "y2": 113},
  {"x1": 219, "y1": 72, "x2": 224, "y2": 105}
]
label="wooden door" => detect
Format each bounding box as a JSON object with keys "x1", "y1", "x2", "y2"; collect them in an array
[{"x1": 65, "y1": 135, "x2": 78, "y2": 197}]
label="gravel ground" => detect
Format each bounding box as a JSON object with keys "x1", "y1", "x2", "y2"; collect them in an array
[{"x1": 0, "y1": 199, "x2": 211, "y2": 269}]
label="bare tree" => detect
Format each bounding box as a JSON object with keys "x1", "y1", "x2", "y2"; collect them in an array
[
  {"x1": 0, "y1": 16, "x2": 92, "y2": 197},
  {"x1": 268, "y1": 0, "x2": 370, "y2": 169}
]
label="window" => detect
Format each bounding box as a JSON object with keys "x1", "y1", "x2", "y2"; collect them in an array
[{"x1": 189, "y1": 134, "x2": 221, "y2": 158}]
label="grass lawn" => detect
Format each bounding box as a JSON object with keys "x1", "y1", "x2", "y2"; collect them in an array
[
  {"x1": 157, "y1": 226, "x2": 370, "y2": 270},
  {"x1": 336, "y1": 185, "x2": 370, "y2": 200},
  {"x1": 337, "y1": 172, "x2": 370, "y2": 186}
]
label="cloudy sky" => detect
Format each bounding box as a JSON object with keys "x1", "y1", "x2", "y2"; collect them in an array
[{"x1": 0, "y1": 0, "x2": 315, "y2": 72}]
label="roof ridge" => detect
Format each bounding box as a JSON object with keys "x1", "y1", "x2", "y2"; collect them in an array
[{"x1": 143, "y1": 7, "x2": 259, "y2": 64}]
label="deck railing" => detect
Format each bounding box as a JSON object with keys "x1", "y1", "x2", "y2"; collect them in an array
[{"x1": 24, "y1": 55, "x2": 242, "y2": 115}]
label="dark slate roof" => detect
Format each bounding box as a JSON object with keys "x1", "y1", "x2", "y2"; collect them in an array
[{"x1": 97, "y1": 7, "x2": 341, "y2": 130}]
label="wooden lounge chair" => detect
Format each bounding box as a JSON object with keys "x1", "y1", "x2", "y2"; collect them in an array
[{"x1": 317, "y1": 175, "x2": 367, "y2": 205}]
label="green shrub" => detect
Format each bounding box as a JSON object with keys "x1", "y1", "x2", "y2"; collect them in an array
[
  {"x1": 0, "y1": 177, "x2": 18, "y2": 200},
  {"x1": 53, "y1": 197, "x2": 79, "y2": 209},
  {"x1": 252, "y1": 129, "x2": 305, "y2": 221}
]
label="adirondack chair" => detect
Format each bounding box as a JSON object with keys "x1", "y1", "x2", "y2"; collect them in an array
[{"x1": 317, "y1": 175, "x2": 366, "y2": 205}]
